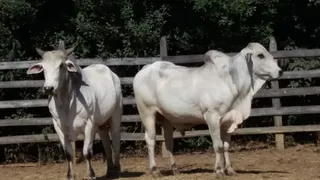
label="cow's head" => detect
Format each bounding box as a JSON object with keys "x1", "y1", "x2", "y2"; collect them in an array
[
  {"x1": 241, "y1": 42, "x2": 283, "y2": 80},
  {"x1": 26, "y1": 44, "x2": 77, "y2": 95}
]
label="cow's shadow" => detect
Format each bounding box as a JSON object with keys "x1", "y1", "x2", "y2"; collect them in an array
[
  {"x1": 180, "y1": 168, "x2": 289, "y2": 175},
  {"x1": 157, "y1": 163, "x2": 289, "y2": 176},
  {"x1": 96, "y1": 171, "x2": 145, "y2": 180}
]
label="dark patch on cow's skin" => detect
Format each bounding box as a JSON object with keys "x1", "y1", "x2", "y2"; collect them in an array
[
  {"x1": 84, "y1": 151, "x2": 92, "y2": 160},
  {"x1": 65, "y1": 151, "x2": 72, "y2": 161},
  {"x1": 158, "y1": 62, "x2": 170, "y2": 78}
]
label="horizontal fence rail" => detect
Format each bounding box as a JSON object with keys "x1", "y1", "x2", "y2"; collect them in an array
[
  {"x1": 1, "y1": 86, "x2": 320, "y2": 109},
  {"x1": 1, "y1": 105, "x2": 320, "y2": 128},
  {"x1": 1, "y1": 48, "x2": 320, "y2": 70},
  {"x1": 1, "y1": 70, "x2": 320, "y2": 89},
  {"x1": 0, "y1": 125, "x2": 319, "y2": 145}
]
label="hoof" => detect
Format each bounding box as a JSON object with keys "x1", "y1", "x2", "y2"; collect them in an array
[
  {"x1": 172, "y1": 169, "x2": 180, "y2": 175},
  {"x1": 106, "y1": 171, "x2": 120, "y2": 178},
  {"x1": 215, "y1": 169, "x2": 226, "y2": 179},
  {"x1": 226, "y1": 167, "x2": 237, "y2": 175},
  {"x1": 151, "y1": 167, "x2": 162, "y2": 178},
  {"x1": 171, "y1": 164, "x2": 180, "y2": 175},
  {"x1": 83, "y1": 177, "x2": 96, "y2": 180},
  {"x1": 106, "y1": 169, "x2": 120, "y2": 179},
  {"x1": 152, "y1": 171, "x2": 162, "y2": 178},
  {"x1": 67, "y1": 174, "x2": 75, "y2": 180}
]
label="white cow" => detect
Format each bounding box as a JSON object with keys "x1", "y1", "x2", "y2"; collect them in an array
[
  {"x1": 133, "y1": 43, "x2": 282, "y2": 177},
  {"x1": 26, "y1": 42, "x2": 123, "y2": 180}
]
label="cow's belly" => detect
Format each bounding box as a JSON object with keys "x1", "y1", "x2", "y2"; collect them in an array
[{"x1": 157, "y1": 98, "x2": 205, "y2": 126}]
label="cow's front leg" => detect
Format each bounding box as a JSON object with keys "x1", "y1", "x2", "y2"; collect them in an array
[
  {"x1": 65, "y1": 140, "x2": 76, "y2": 180},
  {"x1": 220, "y1": 110, "x2": 242, "y2": 175},
  {"x1": 204, "y1": 112, "x2": 225, "y2": 177},
  {"x1": 83, "y1": 123, "x2": 96, "y2": 180},
  {"x1": 221, "y1": 132, "x2": 236, "y2": 175},
  {"x1": 53, "y1": 121, "x2": 75, "y2": 180}
]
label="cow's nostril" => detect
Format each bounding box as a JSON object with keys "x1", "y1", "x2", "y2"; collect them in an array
[
  {"x1": 43, "y1": 86, "x2": 54, "y2": 93},
  {"x1": 279, "y1": 70, "x2": 283, "y2": 77}
]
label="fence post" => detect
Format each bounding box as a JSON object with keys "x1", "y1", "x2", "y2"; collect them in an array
[
  {"x1": 160, "y1": 36, "x2": 169, "y2": 158},
  {"x1": 269, "y1": 36, "x2": 284, "y2": 150}
]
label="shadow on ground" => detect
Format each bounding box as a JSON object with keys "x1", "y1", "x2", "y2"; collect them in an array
[
  {"x1": 157, "y1": 165, "x2": 289, "y2": 177},
  {"x1": 181, "y1": 168, "x2": 289, "y2": 175},
  {"x1": 236, "y1": 170, "x2": 289, "y2": 174},
  {"x1": 96, "y1": 171, "x2": 145, "y2": 180}
]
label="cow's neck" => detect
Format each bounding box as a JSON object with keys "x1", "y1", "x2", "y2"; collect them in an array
[
  {"x1": 229, "y1": 54, "x2": 258, "y2": 98},
  {"x1": 53, "y1": 71, "x2": 77, "y2": 108}
]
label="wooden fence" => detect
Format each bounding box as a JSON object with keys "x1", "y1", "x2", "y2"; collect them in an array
[{"x1": 1, "y1": 36, "x2": 320, "y2": 156}]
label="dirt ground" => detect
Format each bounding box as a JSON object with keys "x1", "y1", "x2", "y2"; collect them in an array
[{"x1": 1, "y1": 145, "x2": 320, "y2": 180}]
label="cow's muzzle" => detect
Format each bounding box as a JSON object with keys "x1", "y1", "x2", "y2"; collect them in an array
[
  {"x1": 43, "y1": 86, "x2": 54, "y2": 95},
  {"x1": 278, "y1": 70, "x2": 283, "y2": 77}
]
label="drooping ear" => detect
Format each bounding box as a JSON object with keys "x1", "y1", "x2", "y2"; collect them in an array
[
  {"x1": 245, "y1": 52, "x2": 254, "y2": 89},
  {"x1": 245, "y1": 52, "x2": 253, "y2": 64},
  {"x1": 27, "y1": 63, "x2": 43, "y2": 75},
  {"x1": 65, "y1": 59, "x2": 78, "y2": 72},
  {"x1": 35, "y1": 48, "x2": 45, "y2": 57},
  {"x1": 63, "y1": 47, "x2": 75, "y2": 56}
]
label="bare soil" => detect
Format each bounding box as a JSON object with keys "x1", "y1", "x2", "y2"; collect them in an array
[{"x1": 1, "y1": 145, "x2": 320, "y2": 180}]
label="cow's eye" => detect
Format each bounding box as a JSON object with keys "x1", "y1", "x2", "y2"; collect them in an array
[
  {"x1": 257, "y1": 53, "x2": 265, "y2": 59},
  {"x1": 59, "y1": 63, "x2": 64, "y2": 68}
]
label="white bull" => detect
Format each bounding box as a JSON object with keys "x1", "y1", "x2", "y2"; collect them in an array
[
  {"x1": 26, "y1": 42, "x2": 122, "y2": 180},
  {"x1": 133, "y1": 42, "x2": 282, "y2": 177}
]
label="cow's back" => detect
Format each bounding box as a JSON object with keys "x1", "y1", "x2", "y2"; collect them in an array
[
  {"x1": 81, "y1": 64, "x2": 118, "y2": 121},
  {"x1": 133, "y1": 61, "x2": 168, "y2": 108}
]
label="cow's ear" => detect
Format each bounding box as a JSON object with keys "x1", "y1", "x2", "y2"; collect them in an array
[
  {"x1": 245, "y1": 53, "x2": 253, "y2": 64},
  {"x1": 245, "y1": 52, "x2": 254, "y2": 89},
  {"x1": 27, "y1": 63, "x2": 43, "y2": 74},
  {"x1": 65, "y1": 59, "x2": 77, "y2": 72}
]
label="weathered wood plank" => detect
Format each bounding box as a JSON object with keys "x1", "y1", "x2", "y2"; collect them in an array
[
  {"x1": 0, "y1": 78, "x2": 133, "y2": 88},
  {"x1": 278, "y1": 70, "x2": 320, "y2": 80},
  {"x1": 269, "y1": 36, "x2": 284, "y2": 150},
  {"x1": 249, "y1": 105, "x2": 320, "y2": 116},
  {"x1": 1, "y1": 49, "x2": 320, "y2": 70},
  {"x1": 2, "y1": 86, "x2": 320, "y2": 109},
  {"x1": 174, "y1": 125, "x2": 320, "y2": 138},
  {"x1": 2, "y1": 70, "x2": 320, "y2": 89},
  {"x1": 2, "y1": 105, "x2": 320, "y2": 127},
  {"x1": 0, "y1": 115, "x2": 140, "y2": 127},
  {"x1": 0, "y1": 133, "x2": 159, "y2": 145},
  {"x1": 0, "y1": 57, "x2": 161, "y2": 70},
  {"x1": 163, "y1": 49, "x2": 320, "y2": 64},
  {"x1": 0, "y1": 97, "x2": 136, "y2": 109},
  {"x1": 254, "y1": 86, "x2": 320, "y2": 98},
  {"x1": 2, "y1": 78, "x2": 320, "y2": 98},
  {"x1": 1, "y1": 125, "x2": 320, "y2": 145},
  {"x1": 1, "y1": 98, "x2": 320, "y2": 116}
]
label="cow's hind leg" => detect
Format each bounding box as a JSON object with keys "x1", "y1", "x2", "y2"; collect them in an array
[
  {"x1": 109, "y1": 111, "x2": 122, "y2": 177},
  {"x1": 161, "y1": 117, "x2": 179, "y2": 175},
  {"x1": 142, "y1": 112, "x2": 160, "y2": 177},
  {"x1": 204, "y1": 112, "x2": 225, "y2": 177},
  {"x1": 221, "y1": 132, "x2": 236, "y2": 175},
  {"x1": 98, "y1": 122, "x2": 119, "y2": 178},
  {"x1": 83, "y1": 123, "x2": 96, "y2": 180}
]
